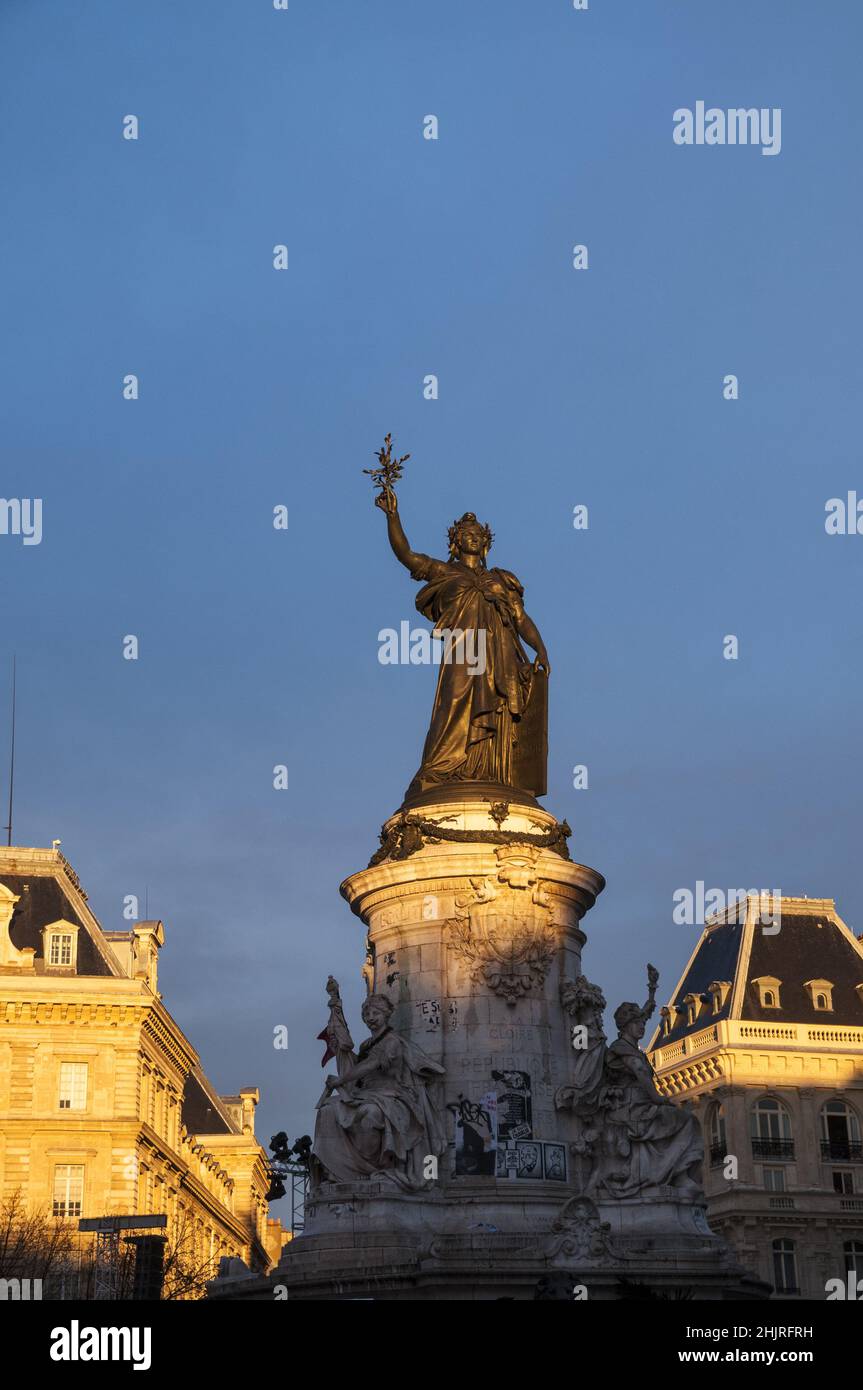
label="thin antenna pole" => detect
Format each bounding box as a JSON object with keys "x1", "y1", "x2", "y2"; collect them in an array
[{"x1": 5, "y1": 655, "x2": 16, "y2": 846}]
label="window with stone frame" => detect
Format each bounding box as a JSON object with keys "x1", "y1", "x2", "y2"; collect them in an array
[
  {"x1": 763, "y1": 1166, "x2": 786, "y2": 1192},
  {"x1": 706, "y1": 1102, "x2": 727, "y2": 1166},
  {"x1": 751, "y1": 1097, "x2": 794, "y2": 1160},
  {"x1": 772, "y1": 1238, "x2": 798, "y2": 1294},
  {"x1": 751, "y1": 975, "x2": 782, "y2": 1009},
  {"x1": 52, "y1": 1164, "x2": 84, "y2": 1219},
  {"x1": 820, "y1": 1100, "x2": 862, "y2": 1162},
  {"x1": 845, "y1": 1241, "x2": 863, "y2": 1276},
  {"x1": 708, "y1": 980, "x2": 731, "y2": 1015},
  {"x1": 832, "y1": 1170, "x2": 854, "y2": 1195},
  {"x1": 803, "y1": 978, "x2": 835, "y2": 1012},
  {"x1": 49, "y1": 932, "x2": 74, "y2": 966},
  {"x1": 58, "y1": 1061, "x2": 88, "y2": 1111}
]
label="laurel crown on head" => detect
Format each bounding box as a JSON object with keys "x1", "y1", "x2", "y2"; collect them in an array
[{"x1": 448, "y1": 512, "x2": 494, "y2": 561}]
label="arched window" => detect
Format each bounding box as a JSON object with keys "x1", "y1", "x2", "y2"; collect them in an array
[
  {"x1": 706, "y1": 1103, "x2": 727, "y2": 1167},
  {"x1": 752, "y1": 975, "x2": 782, "y2": 1009},
  {"x1": 820, "y1": 1101, "x2": 862, "y2": 1162},
  {"x1": 772, "y1": 1239, "x2": 798, "y2": 1294},
  {"x1": 804, "y1": 978, "x2": 835, "y2": 1011},
  {"x1": 751, "y1": 1098, "x2": 794, "y2": 1159},
  {"x1": 844, "y1": 1241, "x2": 863, "y2": 1277}
]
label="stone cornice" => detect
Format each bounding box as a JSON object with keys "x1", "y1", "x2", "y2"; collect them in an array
[
  {"x1": 342, "y1": 851, "x2": 604, "y2": 919},
  {"x1": 141, "y1": 1002, "x2": 199, "y2": 1078},
  {"x1": 0, "y1": 995, "x2": 143, "y2": 1027}
]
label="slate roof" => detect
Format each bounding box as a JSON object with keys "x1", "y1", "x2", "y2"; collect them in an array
[
  {"x1": 181, "y1": 1068, "x2": 237, "y2": 1136},
  {"x1": 744, "y1": 911, "x2": 863, "y2": 1026},
  {"x1": 659, "y1": 918, "x2": 744, "y2": 1043},
  {"x1": 0, "y1": 871, "x2": 113, "y2": 976},
  {"x1": 652, "y1": 899, "x2": 863, "y2": 1049}
]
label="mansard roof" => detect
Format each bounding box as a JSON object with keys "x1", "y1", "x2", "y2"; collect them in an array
[
  {"x1": 1, "y1": 845, "x2": 262, "y2": 1145},
  {"x1": 745, "y1": 909, "x2": 863, "y2": 1025},
  {"x1": 0, "y1": 847, "x2": 122, "y2": 976},
  {"x1": 649, "y1": 896, "x2": 863, "y2": 1049}
]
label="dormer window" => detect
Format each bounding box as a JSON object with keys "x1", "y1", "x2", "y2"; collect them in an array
[
  {"x1": 659, "y1": 1007, "x2": 673, "y2": 1037},
  {"x1": 683, "y1": 993, "x2": 702, "y2": 1027},
  {"x1": 804, "y1": 979, "x2": 834, "y2": 1012},
  {"x1": 708, "y1": 980, "x2": 732, "y2": 1015},
  {"x1": 752, "y1": 975, "x2": 782, "y2": 1009},
  {"x1": 41, "y1": 919, "x2": 80, "y2": 973}
]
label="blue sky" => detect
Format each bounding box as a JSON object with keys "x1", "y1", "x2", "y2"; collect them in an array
[{"x1": 2, "y1": 0, "x2": 862, "y2": 1157}]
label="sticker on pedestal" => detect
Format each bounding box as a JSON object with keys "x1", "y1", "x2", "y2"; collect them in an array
[
  {"x1": 513, "y1": 1140, "x2": 543, "y2": 1180},
  {"x1": 492, "y1": 1069, "x2": 532, "y2": 1140},
  {"x1": 451, "y1": 1092, "x2": 498, "y2": 1176},
  {"x1": 542, "y1": 1142, "x2": 567, "y2": 1181}
]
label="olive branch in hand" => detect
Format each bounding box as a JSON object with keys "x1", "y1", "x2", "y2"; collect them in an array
[{"x1": 364, "y1": 433, "x2": 410, "y2": 503}]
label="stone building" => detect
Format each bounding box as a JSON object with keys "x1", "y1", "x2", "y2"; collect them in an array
[
  {"x1": 648, "y1": 894, "x2": 863, "y2": 1298},
  {"x1": 0, "y1": 845, "x2": 286, "y2": 1292}
]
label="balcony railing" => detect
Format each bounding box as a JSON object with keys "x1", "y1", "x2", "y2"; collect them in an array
[
  {"x1": 752, "y1": 1138, "x2": 795, "y2": 1160},
  {"x1": 820, "y1": 1139, "x2": 863, "y2": 1162}
]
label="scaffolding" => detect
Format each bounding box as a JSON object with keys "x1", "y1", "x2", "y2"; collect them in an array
[{"x1": 78, "y1": 1214, "x2": 168, "y2": 1300}]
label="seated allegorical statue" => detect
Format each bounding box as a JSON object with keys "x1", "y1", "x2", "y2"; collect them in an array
[
  {"x1": 597, "y1": 991, "x2": 704, "y2": 1200},
  {"x1": 312, "y1": 988, "x2": 446, "y2": 1192},
  {"x1": 556, "y1": 965, "x2": 704, "y2": 1201}
]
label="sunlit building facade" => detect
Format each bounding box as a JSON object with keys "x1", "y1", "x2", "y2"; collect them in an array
[
  {"x1": 0, "y1": 845, "x2": 286, "y2": 1292},
  {"x1": 649, "y1": 895, "x2": 863, "y2": 1299}
]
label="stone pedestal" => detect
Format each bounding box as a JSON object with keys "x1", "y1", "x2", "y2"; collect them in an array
[
  {"x1": 349, "y1": 794, "x2": 602, "y2": 1188},
  {"x1": 214, "y1": 797, "x2": 767, "y2": 1300}
]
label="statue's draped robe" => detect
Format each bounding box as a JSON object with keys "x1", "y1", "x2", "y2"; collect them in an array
[
  {"x1": 598, "y1": 1039, "x2": 703, "y2": 1198},
  {"x1": 313, "y1": 1028, "x2": 446, "y2": 1190},
  {"x1": 556, "y1": 1007, "x2": 607, "y2": 1112},
  {"x1": 407, "y1": 555, "x2": 533, "y2": 792}
]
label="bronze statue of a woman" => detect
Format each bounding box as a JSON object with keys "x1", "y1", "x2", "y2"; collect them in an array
[{"x1": 376, "y1": 485, "x2": 550, "y2": 802}]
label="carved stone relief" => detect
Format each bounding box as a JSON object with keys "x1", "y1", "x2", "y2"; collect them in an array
[{"x1": 444, "y1": 845, "x2": 557, "y2": 1005}]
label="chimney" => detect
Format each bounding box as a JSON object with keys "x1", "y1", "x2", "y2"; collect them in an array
[{"x1": 132, "y1": 921, "x2": 165, "y2": 992}]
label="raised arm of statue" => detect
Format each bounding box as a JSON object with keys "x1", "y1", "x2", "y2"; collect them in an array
[
  {"x1": 375, "y1": 489, "x2": 431, "y2": 574},
  {"x1": 642, "y1": 962, "x2": 659, "y2": 1022}
]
